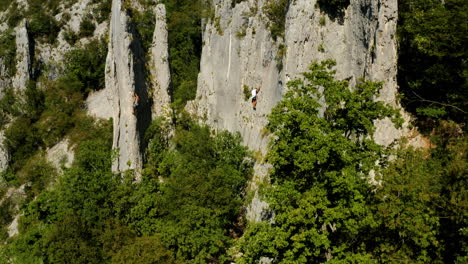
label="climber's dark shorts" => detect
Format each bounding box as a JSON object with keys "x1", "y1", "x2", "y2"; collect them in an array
[{"x1": 251, "y1": 96, "x2": 257, "y2": 103}]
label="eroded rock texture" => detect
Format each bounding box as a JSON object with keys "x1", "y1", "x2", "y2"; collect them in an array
[
  {"x1": 106, "y1": 0, "x2": 151, "y2": 178},
  {"x1": 149, "y1": 4, "x2": 172, "y2": 119},
  {"x1": 191, "y1": 0, "x2": 403, "y2": 153}
]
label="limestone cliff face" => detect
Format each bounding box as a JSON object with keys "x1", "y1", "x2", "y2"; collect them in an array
[
  {"x1": 149, "y1": 4, "x2": 172, "y2": 119},
  {"x1": 0, "y1": 131, "x2": 8, "y2": 172},
  {"x1": 12, "y1": 20, "x2": 32, "y2": 92},
  {"x1": 106, "y1": 0, "x2": 147, "y2": 177},
  {"x1": 0, "y1": 19, "x2": 32, "y2": 172},
  {"x1": 104, "y1": 0, "x2": 171, "y2": 177},
  {"x1": 190, "y1": 0, "x2": 403, "y2": 152}
]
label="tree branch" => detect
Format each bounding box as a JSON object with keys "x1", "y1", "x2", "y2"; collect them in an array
[{"x1": 412, "y1": 92, "x2": 466, "y2": 114}]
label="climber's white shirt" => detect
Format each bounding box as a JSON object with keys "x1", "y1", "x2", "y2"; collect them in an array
[{"x1": 251, "y1": 89, "x2": 257, "y2": 99}]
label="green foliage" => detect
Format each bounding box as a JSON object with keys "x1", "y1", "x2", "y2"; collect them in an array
[
  {"x1": 27, "y1": 11, "x2": 61, "y2": 43},
  {"x1": 2, "y1": 122, "x2": 113, "y2": 263},
  {"x1": 2, "y1": 117, "x2": 251, "y2": 264},
  {"x1": 0, "y1": 30, "x2": 17, "y2": 77},
  {"x1": 130, "y1": 9, "x2": 156, "y2": 53},
  {"x1": 4, "y1": 117, "x2": 43, "y2": 171},
  {"x1": 263, "y1": 0, "x2": 289, "y2": 41},
  {"x1": 0, "y1": 87, "x2": 21, "y2": 129},
  {"x1": 18, "y1": 156, "x2": 56, "y2": 197},
  {"x1": 5, "y1": 2, "x2": 22, "y2": 28},
  {"x1": 111, "y1": 236, "x2": 178, "y2": 264},
  {"x1": 0, "y1": 0, "x2": 12, "y2": 12},
  {"x1": 79, "y1": 15, "x2": 96, "y2": 38},
  {"x1": 64, "y1": 39, "x2": 107, "y2": 93},
  {"x1": 93, "y1": 0, "x2": 112, "y2": 24},
  {"x1": 134, "y1": 121, "x2": 252, "y2": 263},
  {"x1": 398, "y1": 0, "x2": 468, "y2": 128},
  {"x1": 316, "y1": 0, "x2": 350, "y2": 20},
  {"x1": 372, "y1": 148, "x2": 443, "y2": 262},
  {"x1": 243, "y1": 85, "x2": 251, "y2": 101},
  {"x1": 238, "y1": 60, "x2": 466, "y2": 263},
  {"x1": 164, "y1": 0, "x2": 204, "y2": 109},
  {"x1": 238, "y1": 60, "x2": 403, "y2": 263},
  {"x1": 267, "y1": 60, "x2": 400, "y2": 187},
  {"x1": 63, "y1": 28, "x2": 79, "y2": 45}
]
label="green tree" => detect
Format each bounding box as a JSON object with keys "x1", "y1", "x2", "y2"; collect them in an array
[
  {"x1": 163, "y1": 0, "x2": 204, "y2": 108},
  {"x1": 398, "y1": 0, "x2": 468, "y2": 127},
  {"x1": 133, "y1": 121, "x2": 252, "y2": 263},
  {"x1": 239, "y1": 60, "x2": 401, "y2": 263}
]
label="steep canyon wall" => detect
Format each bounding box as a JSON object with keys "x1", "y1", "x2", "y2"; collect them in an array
[{"x1": 190, "y1": 0, "x2": 403, "y2": 152}]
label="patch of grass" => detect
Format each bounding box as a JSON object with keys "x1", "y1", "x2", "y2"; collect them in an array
[
  {"x1": 214, "y1": 16, "x2": 223, "y2": 35},
  {"x1": 243, "y1": 85, "x2": 251, "y2": 101},
  {"x1": 319, "y1": 15, "x2": 326, "y2": 26},
  {"x1": 236, "y1": 26, "x2": 247, "y2": 39},
  {"x1": 318, "y1": 43, "x2": 325, "y2": 52}
]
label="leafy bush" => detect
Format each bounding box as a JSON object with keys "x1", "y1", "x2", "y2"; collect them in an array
[
  {"x1": 243, "y1": 85, "x2": 251, "y2": 101},
  {"x1": 27, "y1": 12, "x2": 61, "y2": 43},
  {"x1": 62, "y1": 28, "x2": 79, "y2": 45},
  {"x1": 64, "y1": 39, "x2": 107, "y2": 93},
  {"x1": 0, "y1": 87, "x2": 20, "y2": 129},
  {"x1": 0, "y1": 30, "x2": 17, "y2": 77},
  {"x1": 130, "y1": 9, "x2": 155, "y2": 53},
  {"x1": 93, "y1": 0, "x2": 112, "y2": 24},
  {"x1": 238, "y1": 60, "x2": 402, "y2": 262},
  {"x1": 36, "y1": 76, "x2": 84, "y2": 147},
  {"x1": 263, "y1": 0, "x2": 289, "y2": 40},
  {"x1": 18, "y1": 156, "x2": 56, "y2": 196},
  {"x1": 79, "y1": 15, "x2": 96, "y2": 38},
  {"x1": 0, "y1": 0, "x2": 12, "y2": 12},
  {"x1": 134, "y1": 121, "x2": 252, "y2": 262},
  {"x1": 316, "y1": 0, "x2": 350, "y2": 20},
  {"x1": 398, "y1": 0, "x2": 468, "y2": 129},
  {"x1": 3, "y1": 117, "x2": 43, "y2": 171},
  {"x1": 5, "y1": 2, "x2": 22, "y2": 28},
  {"x1": 164, "y1": 0, "x2": 204, "y2": 109}
]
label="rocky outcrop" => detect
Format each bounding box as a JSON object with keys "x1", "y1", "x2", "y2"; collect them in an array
[
  {"x1": 86, "y1": 88, "x2": 114, "y2": 120},
  {"x1": 12, "y1": 20, "x2": 31, "y2": 91},
  {"x1": 0, "y1": 131, "x2": 8, "y2": 172},
  {"x1": 188, "y1": 0, "x2": 282, "y2": 152},
  {"x1": 105, "y1": 0, "x2": 151, "y2": 179},
  {"x1": 149, "y1": 4, "x2": 172, "y2": 119},
  {"x1": 190, "y1": 0, "x2": 405, "y2": 223},
  {"x1": 191, "y1": 0, "x2": 403, "y2": 153},
  {"x1": 46, "y1": 139, "x2": 74, "y2": 170}
]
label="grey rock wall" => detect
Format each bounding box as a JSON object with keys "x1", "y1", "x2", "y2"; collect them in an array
[
  {"x1": 12, "y1": 20, "x2": 31, "y2": 91},
  {"x1": 149, "y1": 4, "x2": 172, "y2": 119},
  {"x1": 192, "y1": 0, "x2": 402, "y2": 153},
  {"x1": 191, "y1": 0, "x2": 404, "y2": 222},
  {"x1": 106, "y1": 0, "x2": 152, "y2": 179},
  {"x1": 188, "y1": 0, "x2": 282, "y2": 152},
  {"x1": 0, "y1": 131, "x2": 8, "y2": 172}
]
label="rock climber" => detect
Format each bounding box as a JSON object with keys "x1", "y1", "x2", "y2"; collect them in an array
[
  {"x1": 251, "y1": 87, "x2": 260, "y2": 110},
  {"x1": 133, "y1": 92, "x2": 140, "y2": 114}
]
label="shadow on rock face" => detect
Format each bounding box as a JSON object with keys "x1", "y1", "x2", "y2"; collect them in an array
[{"x1": 317, "y1": 0, "x2": 350, "y2": 25}]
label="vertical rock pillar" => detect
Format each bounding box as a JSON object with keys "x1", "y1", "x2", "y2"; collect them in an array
[
  {"x1": 12, "y1": 20, "x2": 32, "y2": 92},
  {"x1": 149, "y1": 4, "x2": 172, "y2": 119},
  {"x1": 106, "y1": 0, "x2": 148, "y2": 179}
]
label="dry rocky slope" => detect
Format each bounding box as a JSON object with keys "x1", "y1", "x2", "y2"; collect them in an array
[{"x1": 0, "y1": 0, "x2": 422, "y2": 178}]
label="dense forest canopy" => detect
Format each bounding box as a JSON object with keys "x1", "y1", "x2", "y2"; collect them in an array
[{"x1": 0, "y1": 0, "x2": 466, "y2": 263}]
